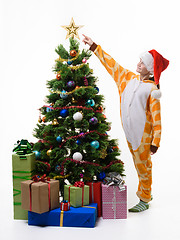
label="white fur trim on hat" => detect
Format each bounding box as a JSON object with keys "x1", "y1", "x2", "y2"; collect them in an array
[
  {"x1": 139, "y1": 51, "x2": 154, "y2": 74},
  {"x1": 151, "y1": 90, "x2": 162, "y2": 99}
]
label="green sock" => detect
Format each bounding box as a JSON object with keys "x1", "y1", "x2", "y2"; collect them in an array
[{"x1": 128, "y1": 200, "x2": 149, "y2": 212}]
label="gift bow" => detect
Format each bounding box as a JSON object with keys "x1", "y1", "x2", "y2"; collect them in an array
[
  {"x1": 104, "y1": 172, "x2": 125, "y2": 191},
  {"x1": 74, "y1": 181, "x2": 84, "y2": 188},
  {"x1": 31, "y1": 174, "x2": 50, "y2": 182}
]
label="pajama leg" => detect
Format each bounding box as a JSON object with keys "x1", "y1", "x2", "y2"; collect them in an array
[{"x1": 127, "y1": 141, "x2": 152, "y2": 203}]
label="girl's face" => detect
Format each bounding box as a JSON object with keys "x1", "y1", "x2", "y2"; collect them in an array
[{"x1": 136, "y1": 59, "x2": 150, "y2": 75}]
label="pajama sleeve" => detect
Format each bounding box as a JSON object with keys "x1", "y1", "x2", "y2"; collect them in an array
[
  {"x1": 149, "y1": 95, "x2": 161, "y2": 147},
  {"x1": 90, "y1": 43, "x2": 137, "y2": 93}
]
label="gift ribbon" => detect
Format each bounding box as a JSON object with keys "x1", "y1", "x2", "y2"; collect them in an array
[
  {"x1": 91, "y1": 183, "x2": 94, "y2": 203},
  {"x1": 29, "y1": 174, "x2": 51, "y2": 211},
  {"x1": 13, "y1": 170, "x2": 32, "y2": 206},
  {"x1": 60, "y1": 211, "x2": 64, "y2": 227}
]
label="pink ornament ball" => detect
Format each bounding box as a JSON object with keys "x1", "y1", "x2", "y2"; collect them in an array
[{"x1": 82, "y1": 58, "x2": 87, "y2": 63}]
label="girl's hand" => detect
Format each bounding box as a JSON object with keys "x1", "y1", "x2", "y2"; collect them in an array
[
  {"x1": 150, "y1": 145, "x2": 158, "y2": 155},
  {"x1": 82, "y1": 34, "x2": 93, "y2": 47}
]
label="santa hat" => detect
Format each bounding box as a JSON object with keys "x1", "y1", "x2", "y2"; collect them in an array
[{"x1": 140, "y1": 49, "x2": 169, "y2": 85}]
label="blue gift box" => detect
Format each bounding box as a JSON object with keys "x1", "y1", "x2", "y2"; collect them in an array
[{"x1": 28, "y1": 203, "x2": 97, "y2": 228}]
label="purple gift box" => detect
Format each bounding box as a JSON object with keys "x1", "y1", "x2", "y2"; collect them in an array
[{"x1": 102, "y1": 184, "x2": 127, "y2": 219}]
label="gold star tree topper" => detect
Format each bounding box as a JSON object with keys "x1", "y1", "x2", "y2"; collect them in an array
[{"x1": 61, "y1": 18, "x2": 83, "y2": 40}]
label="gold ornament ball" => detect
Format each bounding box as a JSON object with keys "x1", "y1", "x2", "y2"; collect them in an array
[
  {"x1": 70, "y1": 50, "x2": 77, "y2": 57},
  {"x1": 47, "y1": 149, "x2": 52, "y2": 156},
  {"x1": 52, "y1": 118, "x2": 59, "y2": 125}
]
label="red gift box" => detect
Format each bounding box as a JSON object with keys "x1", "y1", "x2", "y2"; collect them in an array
[
  {"x1": 60, "y1": 201, "x2": 70, "y2": 211},
  {"x1": 86, "y1": 182, "x2": 102, "y2": 217}
]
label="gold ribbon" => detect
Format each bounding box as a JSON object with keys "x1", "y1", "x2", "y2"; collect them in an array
[
  {"x1": 60, "y1": 210, "x2": 64, "y2": 227},
  {"x1": 55, "y1": 51, "x2": 80, "y2": 63}
]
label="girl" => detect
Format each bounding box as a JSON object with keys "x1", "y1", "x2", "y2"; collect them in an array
[{"x1": 82, "y1": 34, "x2": 169, "y2": 212}]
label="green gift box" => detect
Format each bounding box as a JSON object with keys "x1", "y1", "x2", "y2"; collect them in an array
[
  {"x1": 64, "y1": 185, "x2": 89, "y2": 208},
  {"x1": 12, "y1": 153, "x2": 35, "y2": 219}
]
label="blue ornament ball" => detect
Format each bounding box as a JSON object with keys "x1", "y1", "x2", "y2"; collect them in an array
[
  {"x1": 86, "y1": 99, "x2": 95, "y2": 107},
  {"x1": 56, "y1": 136, "x2": 62, "y2": 143},
  {"x1": 55, "y1": 165, "x2": 61, "y2": 172},
  {"x1": 76, "y1": 139, "x2": 81, "y2": 145},
  {"x1": 94, "y1": 87, "x2": 99, "y2": 93},
  {"x1": 46, "y1": 107, "x2": 52, "y2": 112},
  {"x1": 97, "y1": 171, "x2": 106, "y2": 180},
  {"x1": 67, "y1": 81, "x2": 75, "y2": 88},
  {"x1": 60, "y1": 90, "x2": 68, "y2": 99},
  {"x1": 90, "y1": 140, "x2": 100, "y2": 149},
  {"x1": 33, "y1": 150, "x2": 41, "y2": 159},
  {"x1": 89, "y1": 117, "x2": 98, "y2": 125},
  {"x1": 60, "y1": 109, "x2": 69, "y2": 118},
  {"x1": 67, "y1": 60, "x2": 73, "y2": 65}
]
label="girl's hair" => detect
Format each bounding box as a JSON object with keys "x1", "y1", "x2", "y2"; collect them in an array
[{"x1": 149, "y1": 76, "x2": 160, "y2": 89}]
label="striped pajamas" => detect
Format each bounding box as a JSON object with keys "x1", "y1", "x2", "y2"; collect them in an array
[{"x1": 93, "y1": 45, "x2": 161, "y2": 202}]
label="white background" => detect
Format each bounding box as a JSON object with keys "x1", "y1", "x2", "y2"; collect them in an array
[{"x1": 1, "y1": 0, "x2": 180, "y2": 239}]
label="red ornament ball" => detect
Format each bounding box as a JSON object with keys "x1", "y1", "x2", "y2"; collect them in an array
[
  {"x1": 56, "y1": 74, "x2": 61, "y2": 80},
  {"x1": 70, "y1": 50, "x2": 77, "y2": 57}
]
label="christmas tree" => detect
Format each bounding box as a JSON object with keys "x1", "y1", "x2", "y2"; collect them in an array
[{"x1": 32, "y1": 22, "x2": 124, "y2": 190}]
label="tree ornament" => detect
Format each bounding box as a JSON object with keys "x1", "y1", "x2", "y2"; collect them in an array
[
  {"x1": 82, "y1": 58, "x2": 87, "y2": 63},
  {"x1": 47, "y1": 149, "x2": 52, "y2": 156},
  {"x1": 70, "y1": 50, "x2": 77, "y2": 57},
  {"x1": 67, "y1": 60, "x2": 73, "y2": 65},
  {"x1": 56, "y1": 74, "x2": 61, "y2": 80},
  {"x1": 38, "y1": 116, "x2": 42, "y2": 123},
  {"x1": 76, "y1": 139, "x2": 81, "y2": 145},
  {"x1": 42, "y1": 116, "x2": 47, "y2": 122},
  {"x1": 61, "y1": 17, "x2": 83, "y2": 40},
  {"x1": 94, "y1": 87, "x2": 99, "y2": 93},
  {"x1": 84, "y1": 76, "x2": 88, "y2": 86},
  {"x1": 97, "y1": 106, "x2": 103, "y2": 112},
  {"x1": 56, "y1": 136, "x2": 62, "y2": 143},
  {"x1": 100, "y1": 148, "x2": 107, "y2": 159},
  {"x1": 73, "y1": 112, "x2": 83, "y2": 121},
  {"x1": 107, "y1": 147, "x2": 113, "y2": 153},
  {"x1": 73, "y1": 152, "x2": 83, "y2": 161},
  {"x1": 90, "y1": 140, "x2": 100, "y2": 149},
  {"x1": 89, "y1": 117, "x2": 98, "y2": 125},
  {"x1": 86, "y1": 99, "x2": 95, "y2": 107},
  {"x1": 46, "y1": 107, "x2": 52, "y2": 112},
  {"x1": 60, "y1": 90, "x2": 68, "y2": 99},
  {"x1": 52, "y1": 118, "x2": 59, "y2": 126},
  {"x1": 55, "y1": 165, "x2": 61, "y2": 172},
  {"x1": 60, "y1": 109, "x2": 69, "y2": 118},
  {"x1": 72, "y1": 97, "x2": 77, "y2": 103},
  {"x1": 79, "y1": 132, "x2": 85, "y2": 138},
  {"x1": 97, "y1": 171, "x2": 106, "y2": 181},
  {"x1": 67, "y1": 80, "x2": 75, "y2": 88},
  {"x1": 33, "y1": 150, "x2": 41, "y2": 159}
]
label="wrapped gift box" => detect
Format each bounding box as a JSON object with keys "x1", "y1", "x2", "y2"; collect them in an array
[
  {"x1": 28, "y1": 203, "x2": 97, "y2": 228},
  {"x1": 21, "y1": 179, "x2": 59, "y2": 214},
  {"x1": 64, "y1": 184, "x2": 89, "y2": 207},
  {"x1": 12, "y1": 152, "x2": 35, "y2": 220},
  {"x1": 102, "y1": 184, "x2": 127, "y2": 219},
  {"x1": 86, "y1": 182, "x2": 102, "y2": 217},
  {"x1": 60, "y1": 201, "x2": 70, "y2": 211}
]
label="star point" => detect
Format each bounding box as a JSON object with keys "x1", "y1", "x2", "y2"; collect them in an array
[{"x1": 61, "y1": 18, "x2": 83, "y2": 40}]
